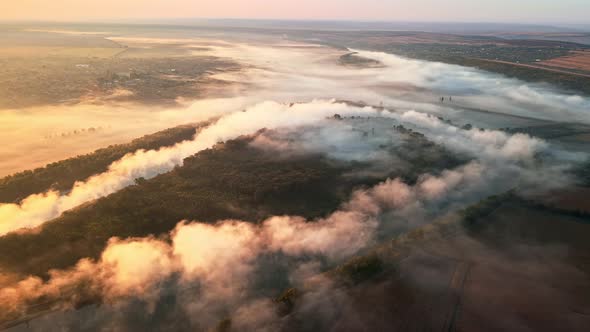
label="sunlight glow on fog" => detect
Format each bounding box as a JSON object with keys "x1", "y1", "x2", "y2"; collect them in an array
[
  {"x1": 1, "y1": 36, "x2": 589, "y2": 176},
  {"x1": 1, "y1": 0, "x2": 589, "y2": 23}
]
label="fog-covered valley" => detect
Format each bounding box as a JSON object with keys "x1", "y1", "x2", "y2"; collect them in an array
[{"x1": 1, "y1": 24, "x2": 589, "y2": 332}]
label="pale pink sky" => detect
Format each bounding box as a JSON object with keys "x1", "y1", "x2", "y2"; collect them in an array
[{"x1": 1, "y1": 0, "x2": 588, "y2": 23}]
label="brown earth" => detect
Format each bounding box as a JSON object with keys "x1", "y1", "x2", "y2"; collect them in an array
[
  {"x1": 476, "y1": 58, "x2": 590, "y2": 78},
  {"x1": 540, "y1": 51, "x2": 590, "y2": 73},
  {"x1": 536, "y1": 187, "x2": 590, "y2": 214}
]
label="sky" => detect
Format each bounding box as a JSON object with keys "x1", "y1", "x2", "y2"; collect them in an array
[{"x1": 0, "y1": 0, "x2": 589, "y2": 24}]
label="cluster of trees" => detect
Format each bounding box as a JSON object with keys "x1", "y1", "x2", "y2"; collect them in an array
[
  {"x1": 0, "y1": 129, "x2": 465, "y2": 278},
  {"x1": 573, "y1": 159, "x2": 590, "y2": 186},
  {"x1": 460, "y1": 193, "x2": 590, "y2": 270},
  {"x1": 339, "y1": 52, "x2": 382, "y2": 68},
  {"x1": 0, "y1": 138, "x2": 353, "y2": 276},
  {"x1": 461, "y1": 192, "x2": 513, "y2": 230},
  {"x1": 0, "y1": 124, "x2": 204, "y2": 203}
]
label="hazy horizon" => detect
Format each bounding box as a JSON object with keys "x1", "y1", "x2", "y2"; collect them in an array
[
  {"x1": 1, "y1": 0, "x2": 589, "y2": 25},
  {"x1": 1, "y1": 1, "x2": 590, "y2": 331}
]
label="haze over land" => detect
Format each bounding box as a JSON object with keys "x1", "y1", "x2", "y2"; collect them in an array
[
  {"x1": 0, "y1": 5, "x2": 590, "y2": 332},
  {"x1": 2, "y1": 0, "x2": 590, "y2": 24},
  {"x1": 2, "y1": 26, "x2": 589, "y2": 176}
]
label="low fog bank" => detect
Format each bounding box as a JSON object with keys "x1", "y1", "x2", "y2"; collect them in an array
[
  {"x1": 199, "y1": 40, "x2": 590, "y2": 124},
  {"x1": 3, "y1": 34, "x2": 590, "y2": 177},
  {"x1": 1, "y1": 30, "x2": 589, "y2": 331},
  {"x1": 1, "y1": 99, "x2": 585, "y2": 330},
  {"x1": 3, "y1": 96, "x2": 580, "y2": 237},
  {"x1": 0, "y1": 101, "x2": 382, "y2": 236},
  {"x1": 0, "y1": 161, "x2": 544, "y2": 330},
  {"x1": 0, "y1": 98, "x2": 250, "y2": 177},
  {"x1": 352, "y1": 50, "x2": 590, "y2": 124}
]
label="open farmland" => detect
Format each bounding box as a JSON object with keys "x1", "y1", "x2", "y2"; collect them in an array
[
  {"x1": 0, "y1": 29, "x2": 240, "y2": 109},
  {"x1": 540, "y1": 50, "x2": 590, "y2": 72},
  {"x1": 289, "y1": 30, "x2": 590, "y2": 94},
  {"x1": 275, "y1": 193, "x2": 590, "y2": 332},
  {"x1": 1, "y1": 20, "x2": 590, "y2": 332}
]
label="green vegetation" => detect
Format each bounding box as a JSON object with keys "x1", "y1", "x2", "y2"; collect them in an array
[
  {"x1": 0, "y1": 128, "x2": 463, "y2": 278},
  {"x1": 461, "y1": 190, "x2": 590, "y2": 232},
  {"x1": 0, "y1": 53, "x2": 237, "y2": 109},
  {"x1": 0, "y1": 139, "x2": 355, "y2": 276},
  {"x1": 573, "y1": 158, "x2": 590, "y2": 186},
  {"x1": 332, "y1": 254, "x2": 385, "y2": 285},
  {"x1": 461, "y1": 192, "x2": 514, "y2": 229},
  {"x1": 381, "y1": 43, "x2": 574, "y2": 65},
  {"x1": 315, "y1": 30, "x2": 590, "y2": 95},
  {"x1": 275, "y1": 287, "x2": 301, "y2": 316},
  {"x1": 0, "y1": 29, "x2": 239, "y2": 109},
  {"x1": 327, "y1": 188, "x2": 590, "y2": 289},
  {"x1": 339, "y1": 52, "x2": 382, "y2": 68},
  {"x1": 376, "y1": 44, "x2": 590, "y2": 95},
  {"x1": 0, "y1": 124, "x2": 206, "y2": 203},
  {"x1": 526, "y1": 200, "x2": 590, "y2": 220}
]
